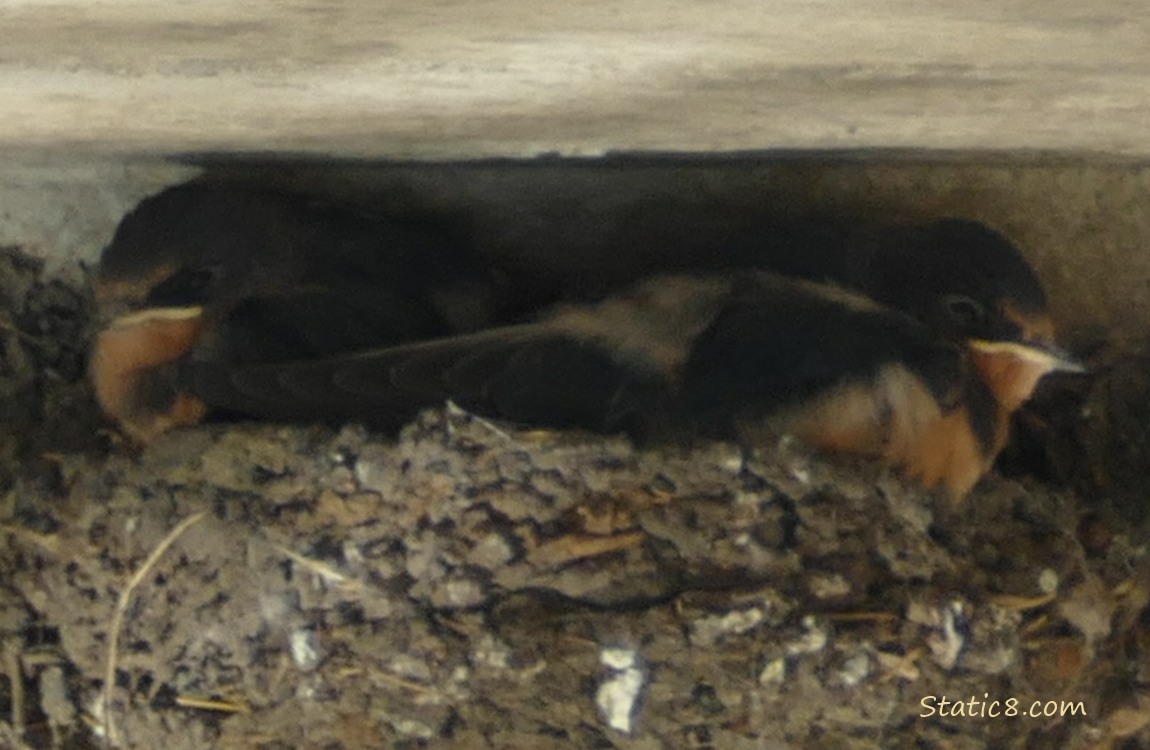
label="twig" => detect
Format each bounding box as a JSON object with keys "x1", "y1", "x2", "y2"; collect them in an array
[
  {"x1": 174, "y1": 695, "x2": 249, "y2": 714},
  {"x1": 3, "y1": 641, "x2": 24, "y2": 739},
  {"x1": 272, "y1": 544, "x2": 356, "y2": 588},
  {"x1": 102, "y1": 512, "x2": 207, "y2": 749}
]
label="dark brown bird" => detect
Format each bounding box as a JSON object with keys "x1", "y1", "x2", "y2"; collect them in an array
[
  {"x1": 183, "y1": 269, "x2": 1081, "y2": 498},
  {"x1": 91, "y1": 180, "x2": 503, "y2": 441}
]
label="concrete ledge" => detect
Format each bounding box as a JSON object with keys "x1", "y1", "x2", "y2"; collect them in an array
[{"x1": 3, "y1": 0, "x2": 1150, "y2": 158}]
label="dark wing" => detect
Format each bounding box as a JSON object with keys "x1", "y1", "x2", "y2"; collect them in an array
[
  {"x1": 186, "y1": 271, "x2": 987, "y2": 451},
  {"x1": 99, "y1": 181, "x2": 504, "y2": 361},
  {"x1": 183, "y1": 323, "x2": 674, "y2": 435},
  {"x1": 680, "y1": 275, "x2": 970, "y2": 429}
]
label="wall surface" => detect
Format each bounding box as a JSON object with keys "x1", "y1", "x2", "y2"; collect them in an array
[{"x1": 2, "y1": 0, "x2": 1150, "y2": 158}]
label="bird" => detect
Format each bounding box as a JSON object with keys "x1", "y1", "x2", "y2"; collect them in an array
[
  {"x1": 181, "y1": 268, "x2": 1082, "y2": 499},
  {"x1": 658, "y1": 215, "x2": 1059, "y2": 350},
  {"x1": 90, "y1": 180, "x2": 505, "y2": 442}
]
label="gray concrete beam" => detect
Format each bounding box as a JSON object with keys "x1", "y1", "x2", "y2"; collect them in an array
[{"x1": 2, "y1": 0, "x2": 1149, "y2": 158}]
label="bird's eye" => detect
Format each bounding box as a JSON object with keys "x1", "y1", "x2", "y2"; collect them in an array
[
  {"x1": 145, "y1": 266, "x2": 217, "y2": 307},
  {"x1": 941, "y1": 295, "x2": 987, "y2": 329}
]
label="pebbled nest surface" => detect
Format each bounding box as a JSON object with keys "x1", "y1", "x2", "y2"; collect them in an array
[{"x1": 0, "y1": 246, "x2": 1148, "y2": 750}]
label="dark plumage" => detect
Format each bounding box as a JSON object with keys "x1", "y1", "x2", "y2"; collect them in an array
[
  {"x1": 90, "y1": 180, "x2": 1078, "y2": 497},
  {"x1": 184, "y1": 270, "x2": 1079, "y2": 498},
  {"x1": 92, "y1": 180, "x2": 502, "y2": 440}
]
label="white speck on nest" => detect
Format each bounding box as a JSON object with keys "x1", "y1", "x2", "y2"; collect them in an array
[
  {"x1": 391, "y1": 718, "x2": 434, "y2": 739},
  {"x1": 596, "y1": 646, "x2": 645, "y2": 733},
  {"x1": 718, "y1": 449, "x2": 744, "y2": 473},
  {"x1": 785, "y1": 615, "x2": 829, "y2": 656},
  {"x1": 689, "y1": 607, "x2": 765, "y2": 647},
  {"x1": 758, "y1": 656, "x2": 787, "y2": 686},
  {"x1": 472, "y1": 633, "x2": 512, "y2": 670},
  {"x1": 836, "y1": 652, "x2": 871, "y2": 687},
  {"x1": 600, "y1": 646, "x2": 636, "y2": 670},
  {"x1": 1038, "y1": 568, "x2": 1059, "y2": 594},
  {"x1": 788, "y1": 464, "x2": 811, "y2": 484},
  {"x1": 444, "y1": 577, "x2": 484, "y2": 608},
  {"x1": 809, "y1": 572, "x2": 851, "y2": 599},
  {"x1": 290, "y1": 628, "x2": 322, "y2": 672},
  {"x1": 927, "y1": 601, "x2": 965, "y2": 670}
]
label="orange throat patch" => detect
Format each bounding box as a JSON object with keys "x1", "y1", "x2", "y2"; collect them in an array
[
  {"x1": 90, "y1": 307, "x2": 207, "y2": 442},
  {"x1": 768, "y1": 365, "x2": 1001, "y2": 500},
  {"x1": 967, "y1": 341, "x2": 1061, "y2": 412}
]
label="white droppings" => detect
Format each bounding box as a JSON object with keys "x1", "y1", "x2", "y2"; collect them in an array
[
  {"x1": 600, "y1": 646, "x2": 636, "y2": 670},
  {"x1": 785, "y1": 615, "x2": 829, "y2": 656},
  {"x1": 719, "y1": 449, "x2": 744, "y2": 473},
  {"x1": 596, "y1": 646, "x2": 645, "y2": 733},
  {"x1": 391, "y1": 718, "x2": 434, "y2": 739},
  {"x1": 290, "y1": 628, "x2": 321, "y2": 672},
  {"x1": 690, "y1": 607, "x2": 765, "y2": 647},
  {"x1": 472, "y1": 634, "x2": 512, "y2": 670},
  {"x1": 758, "y1": 657, "x2": 787, "y2": 686},
  {"x1": 808, "y1": 572, "x2": 851, "y2": 599},
  {"x1": 927, "y1": 601, "x2": 965, "y2": 670},
  {"x1": 836, "y1": 652, "x2": 871, "y2": 687},
  {"x1": 789, "y1": 464, "x2": 811, "y2": 484},
  {"x1": 443, "y1": 577, "x2": 484, "y2": 608},
  {"x1": 85, "y1": 695, "x2": 111, "y2": 741}
]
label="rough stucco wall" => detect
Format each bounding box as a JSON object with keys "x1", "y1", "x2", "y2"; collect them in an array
[
  {"x1": 0, "y1": 162, "x2": 195, "y2": 277},
  {"x1": 1, "y1": 0, "x2": 1150, "y2": 158}
]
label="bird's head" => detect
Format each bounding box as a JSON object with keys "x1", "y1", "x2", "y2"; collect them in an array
[
  {"x1": 855, "y1": 218, "x2": 1083, "y2": 410},
  {"x1": 90, "y1": 182, "x2": 312, "y2": 441}
]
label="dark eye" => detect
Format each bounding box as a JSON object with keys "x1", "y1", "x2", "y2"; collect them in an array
[
  {"x1": 942, "y1": 295, "x2": 987, "y2": 329},
  {"x1": 145, "y1": 266, "x2": 217, "y2": 307}
]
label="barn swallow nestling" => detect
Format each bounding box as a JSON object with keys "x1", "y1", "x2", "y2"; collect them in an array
[
  {"x1": 653, "y1": 216, "x2": 1060, "y2": 352},
  {"x1": 184, "y1": 270, "x2": 1082, "y2": 498},
  {"x1": 811, "y1": 218, "x2": 1060, "y2": 350},
  {"x1": 91, "y1": 181, "x2": 502, "y2": 442}
]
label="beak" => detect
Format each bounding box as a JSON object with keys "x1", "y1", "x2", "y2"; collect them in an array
[
  {"x1": 105, "y1": 305, "x2": 205, "y2": 330},
  {"x1": 968, "y1": 339, "x2": 1087, "y2": 374},
  {"x1": 1037, "y1": 341, "x2": 1087, "y2": 374}
]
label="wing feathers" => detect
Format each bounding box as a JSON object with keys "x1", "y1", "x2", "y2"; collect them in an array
[{"x1": 186, "y1": 272, "x2": 978, "y2": 447}]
